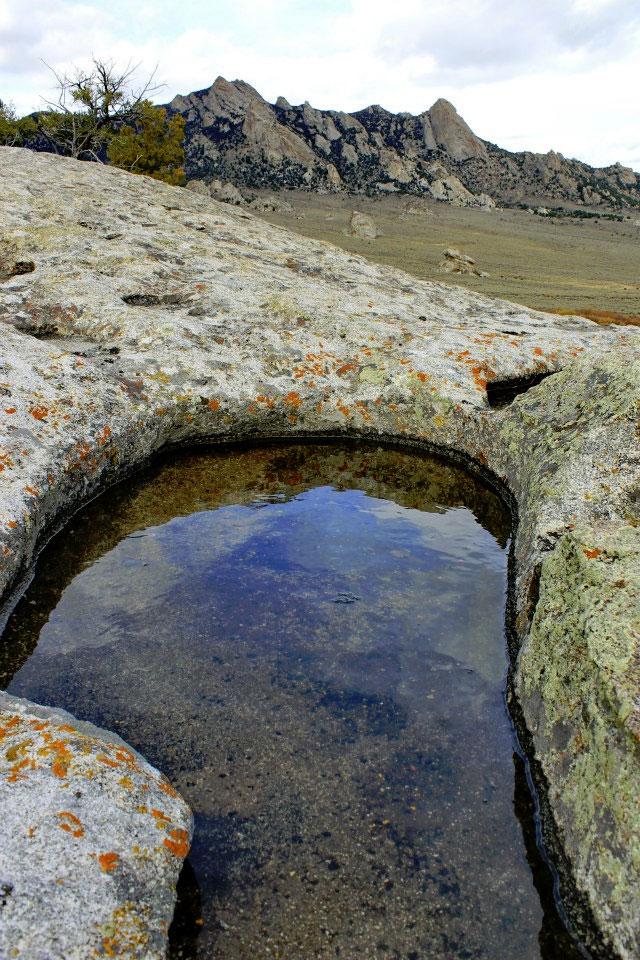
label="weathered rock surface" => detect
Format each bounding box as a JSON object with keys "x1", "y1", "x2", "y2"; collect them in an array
[
  {"x1": 166, "y1": 76, "x2": 640, "y2": 209},
  {"x1": 0, "y1": 147, "x2": 639, "y2": 958},
  {"x1": 0, "y1": 691, "x2": 192, "y2": 959}
]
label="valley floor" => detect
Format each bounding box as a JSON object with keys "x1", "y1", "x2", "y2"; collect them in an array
[{"x1": 256, "y1": 191, "x2": 640, "y2": 323}]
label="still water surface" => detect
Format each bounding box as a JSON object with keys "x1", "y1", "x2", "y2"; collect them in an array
[{"x1": 0, "y1": 444, "x2": 583, "y2": 959}]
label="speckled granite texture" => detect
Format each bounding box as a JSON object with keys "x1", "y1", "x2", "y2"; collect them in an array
[{"x1": 0, "y1": 148, "x2": 638, "y2": 958}]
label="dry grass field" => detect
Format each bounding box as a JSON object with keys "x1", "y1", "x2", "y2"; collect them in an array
[{"x1": 256, "y1": 192, "x2": 640, "y2": 325}]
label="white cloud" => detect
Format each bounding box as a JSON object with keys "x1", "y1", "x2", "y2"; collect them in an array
[
  {"x1": 0, "y1": 0, "x2": 638, "y2": 170},
  {"x1": 372, "y1": 0, "x2": 640, "y2": 79}
]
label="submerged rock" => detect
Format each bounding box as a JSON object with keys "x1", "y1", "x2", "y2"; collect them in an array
[{"x1": 0, "y1": 147, "x2": 638, "y2": 958}]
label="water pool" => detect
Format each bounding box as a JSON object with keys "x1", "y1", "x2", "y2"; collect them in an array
[{"x1": 0, "y1": 443, "x2": 584, "y2": 959}]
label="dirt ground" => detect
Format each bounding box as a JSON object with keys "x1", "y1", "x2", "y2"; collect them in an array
[{"x1": 255, "y1": 192, "x2": 640, "y2": 324}]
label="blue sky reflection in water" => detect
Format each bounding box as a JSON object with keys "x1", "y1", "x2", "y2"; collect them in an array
[{"x1": 0, "y1": 444, "x2": 584, "y2": 959}]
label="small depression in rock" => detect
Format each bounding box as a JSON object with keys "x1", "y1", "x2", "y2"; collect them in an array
[
  {"x1": 0, "y1": 443, "x2": 585, "y2": 959},
  {"x1": 486, "y1": 371, "x2": 557, "y2": 408}
]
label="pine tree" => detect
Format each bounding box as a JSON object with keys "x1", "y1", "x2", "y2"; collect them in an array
[
  {"x1": 0, "y1": 100, "x2": 36, "y2": 146},
  {"x1": 107, "y1": 102, "x2": 185, "y2": 185}
]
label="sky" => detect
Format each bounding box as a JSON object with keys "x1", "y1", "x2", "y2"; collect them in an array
[{"x1": 1, "y1": 0, "x2": 639, "y2": 170}]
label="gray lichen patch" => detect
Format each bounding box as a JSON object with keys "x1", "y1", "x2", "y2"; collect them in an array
[
  {"x1": 517, "y1": 526, "x2": 640, "y2": 956},
  {"x1": 0, "y1": 146, "x2": 639, "y2": 958}
]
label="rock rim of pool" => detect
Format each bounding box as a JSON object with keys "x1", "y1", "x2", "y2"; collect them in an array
[{"x1": 0, "y1": 147, "x2": 638, "y2": 959}]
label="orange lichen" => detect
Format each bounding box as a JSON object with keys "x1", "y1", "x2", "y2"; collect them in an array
[
  {"x1": 29, "y1": 405, "x2": 49, "y2": 421},
  {"x1": 113, "y1": 746, "x2": 138, "y2": 768},
  {"x1": 1, "y1": 717, "x2": 22, "y2": 735},
  {"x1": 35, "y1": 734, "x2": 74, "y2": 778},
  {"x1": 5, "y1": 737, "x2": 33, "y2": 762},
  {"x1": 6, "y1": 756, "x2": 35, "y2": 782},
  {"x1": 151, "y1": 808, "x2": 172, "y2": 825},
  {"x1": 335, "y1": 363, "x2": 358, "y2": 376},
  {"x1": 470, "y1": 362, "x2": 496, "y2": 390},
  {"x1": 57, "y1": 812, "x2": 85, "y2": 838},
  {"x1": 207, "y1": 399, "x2": 220, "y2": 412},
  {"x1": 157, "y1": 778, "x2": 179, "y2": 799},
  {"x1": 283, "y1": 391, "x2": 302, "y2": 409},
  {"x1": 163, "y1": 827, "x2": 190, "y2": 858},
  {"x1": 583, "y1": 548, "x2": 603, "y2": 559},
  {"x1": 97, "y1": 754, "x2": 120, "y2": 769},
  {"x1": 98, "y1": 852, "x2": 119, "y2": 873}
]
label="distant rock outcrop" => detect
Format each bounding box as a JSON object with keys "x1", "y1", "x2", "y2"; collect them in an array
[
  {"x1": 347, "y1": 210, "x2": 379, "y2": 240},
  {"x1": 186, "y1": 177, "x2": 246, "y2": 205},
  {"x1": 439, "y1": 248, "x2": 489, "y2": 277},
  {"x1": 168, "y1": 77, "x2": 640, "y2": 210}
]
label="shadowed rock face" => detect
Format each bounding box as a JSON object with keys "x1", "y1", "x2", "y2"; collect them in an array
[
  {"x1": 167, "y1": 76, "x2": 640, "y2": 209},
  {"x1": 0, "y1": 147, "x2": 639, "y2": 958}
]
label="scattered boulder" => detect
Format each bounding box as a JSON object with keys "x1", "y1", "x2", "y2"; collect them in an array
[
  {"x1": 439, "y1": 248, "x2": 489, "y2": 277},
  {"x1": 400, "y1": 196, "x2": 434, "y2": 218},
  {"x1": 581, "y1": 185, "x2": 603, "y2": 205},
  {"x1": 347, "y1": 210, "x2": 379, "y2": 240},
  {"x1": 209, "y1": 179, "x2": 245, "y2": 205},
  {"x1": 476, "y1": 192, "x2": 496, "y2": 209},
  {"x1": 0, "y1": 691, "x2": 192, "y2": 960},
  {"x1": 185, "y1": 178, "x2": 246, "y2": 205},
  {"x1": 185, "y1": 179, "x2": 209, "y2": 197},
  {"x1": 248, "y1": 194, "x2": 294, "y2": 213},
  {"x1": 424, "y1": 164, "x2": 496, "y2": 208}
]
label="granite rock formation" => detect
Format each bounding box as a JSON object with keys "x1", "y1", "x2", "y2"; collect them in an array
[
  {"x1": 0, "y1": 691, "x2": 192, "y2": 959},
  {"x1": 0, "y1": 147, "x2": 639, "y2": 958},
  {"x1": 168, "y1": 77, "x2": 640, "y2": 209}
]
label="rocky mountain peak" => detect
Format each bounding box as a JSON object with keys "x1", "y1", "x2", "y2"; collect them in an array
[
  {"x1": 427, "y1": 98, "x2": 488, "y2": 162},
  {"x1": 168, "y1": 77, "x2": 640, "y2": 209}
]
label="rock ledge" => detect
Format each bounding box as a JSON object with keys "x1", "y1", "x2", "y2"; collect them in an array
[{"x1": 0, "y1": 148, "x2": 638, "y2": 958}]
